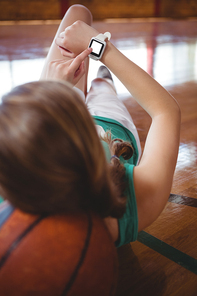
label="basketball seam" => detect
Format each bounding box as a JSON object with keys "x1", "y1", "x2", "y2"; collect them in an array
[
  {"x1": 0, "y1": 212, "x2": 93, "y2": 295},
  {"x1": 61, "y1": 212, "x2": 93, "y2": 296},
  {"x1": 0, "y1": 214, "x2": 46, "y2": 269}
]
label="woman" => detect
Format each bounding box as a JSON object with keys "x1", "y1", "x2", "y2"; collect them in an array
[{"x1": 0, "y1": 5, "x2": 180, "y2": 248}]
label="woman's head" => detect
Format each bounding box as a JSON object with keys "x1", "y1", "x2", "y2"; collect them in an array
[{"x1": 0, "y1": 81, "x2": 114, "y2": 216}]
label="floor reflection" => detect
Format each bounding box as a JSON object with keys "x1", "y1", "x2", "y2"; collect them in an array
[
  {"x1": 0, "y1": 20, "x2": 197, "y2": 99},
  {"x1": 176, "y1": 142, "x2": 197, "y2": 171},
  {"x1": 0, "y1": 59, "x2": 44, "y2": 98}
]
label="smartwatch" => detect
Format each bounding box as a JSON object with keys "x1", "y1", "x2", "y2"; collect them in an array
[{"x1": 88, "y1": 32, "x2": 111, "y2": 60}]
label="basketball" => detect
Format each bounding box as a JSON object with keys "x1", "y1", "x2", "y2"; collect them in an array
[{"x1": 0, "y1": 204, "x2": 118, "y2": 296}]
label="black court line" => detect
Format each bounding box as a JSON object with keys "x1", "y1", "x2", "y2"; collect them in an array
[
  {"x1": 137, "y1": 231, "x2": 197, "y2": 275},
  {"x1": 168, "y1": 193, "x2": 197, "y2": 208}
]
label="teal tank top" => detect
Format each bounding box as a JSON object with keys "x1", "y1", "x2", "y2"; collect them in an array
[{"x1": 93, "y1": 116, "x2": 139, "y2": 247}]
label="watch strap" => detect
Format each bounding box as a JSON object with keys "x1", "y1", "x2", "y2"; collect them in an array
[{"x1": 95, "y1": 32, "x2": 111, "y2": 41}]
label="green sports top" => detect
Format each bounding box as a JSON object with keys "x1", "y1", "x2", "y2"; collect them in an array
[{"x1": 93, "y1": 116, "x2": 139, "y2": 247}]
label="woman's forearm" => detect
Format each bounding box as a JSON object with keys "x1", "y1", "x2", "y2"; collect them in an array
[
  {"x1": 101, "y1": 42, "x2": 180, "y2": 118},
  {"x1": 56, "y1": 20, "x2": 179, "y2": 119}
]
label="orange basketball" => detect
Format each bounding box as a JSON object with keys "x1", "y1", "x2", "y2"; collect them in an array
[{"x1": 0, "y1": 204, "x2": 118, "y2": 296}]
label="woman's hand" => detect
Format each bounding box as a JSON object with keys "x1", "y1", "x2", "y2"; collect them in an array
[
  {"x1": 45, "y1": 48, "x2": 92, "y2": 85},
  {"x1": 55, "y1": 20, "x2": 99, "y2": 57}
]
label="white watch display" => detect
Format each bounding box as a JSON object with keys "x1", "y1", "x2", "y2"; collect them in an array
[{"x1": 88, "y1": 32, "x2": 111, "y2": 60}]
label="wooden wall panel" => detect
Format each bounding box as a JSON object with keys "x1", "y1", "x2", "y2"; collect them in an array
[
  {"x1": 160, "y1": 0, "x2": 197, "y2": 18},
  {"x1": 70, "y1": 0, "x2": 155, "y2": 19},
  {"x1": 0, "y1": 0, "x2": 197, "y2": 21},
  {"x1": 70, "y1": 0, "x2": 197, "y2": 19},
  {"x1": 0, "y1": 0, "x2": 60, "y2": 21}
]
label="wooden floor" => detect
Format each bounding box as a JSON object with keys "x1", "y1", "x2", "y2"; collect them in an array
[{"x1": 0, "y1": 16, "x2": 197, "y2": 295}]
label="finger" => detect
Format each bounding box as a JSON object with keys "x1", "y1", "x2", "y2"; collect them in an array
[
  {"x1": 55, "y1": 36, "x2": 72, "y2": 52},
  {"x1": 70, "y1": 48, "x2": 92, "y2": 72},
  {"x1": 55, "y1": 38, "x2": 75, "y2": 58},
  {"x1": 59, "y1": 31, "x2": 65, "y2": 38},
  {"x1": 55, "y1": 36, "x2": 62, "y2": 47},
  {"x1": 72, "y1": 61, "x2": 86, "y2": 84},
  {"x1": 74, "y1": 61, "x2": 85, "y2": 77},
  {"x1": 58, "y1": 46, "x2": 75, "y2": 58},
  {"x1": 50, "y1": 58, "x2": 73, "y2": 64}
]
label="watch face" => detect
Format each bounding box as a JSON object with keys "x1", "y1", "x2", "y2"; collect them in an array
[{"x1": 89, "y1": 39, "x2": 105, "y2": 58}]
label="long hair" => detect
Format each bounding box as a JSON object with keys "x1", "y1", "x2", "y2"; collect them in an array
[
  {"x1": 101, "y1": 131, "x2": 134, "y2": 218},
  {"x1": 0, "y1": 81, "x2": 128, "y2": 218}
]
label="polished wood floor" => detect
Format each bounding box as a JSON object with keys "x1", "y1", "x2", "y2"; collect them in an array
[{"x1": 0, "y1": 16, "x2": 197, "y2": 295}]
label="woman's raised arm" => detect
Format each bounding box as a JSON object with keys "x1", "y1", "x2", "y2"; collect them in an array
[
  {"x1": 56, "y1": 20, "x2": 181, "y2": 232},
  {"x1": 101, "y1": 42, "x2": 181, "y2": 231}
]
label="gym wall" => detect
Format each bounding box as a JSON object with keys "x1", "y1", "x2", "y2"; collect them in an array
[{"x1": 0, "y1": 0, "x2": 197, "y2": 21}]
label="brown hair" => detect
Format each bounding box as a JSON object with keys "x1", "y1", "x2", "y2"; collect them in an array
[
  {"x1": 101, "y1": 132, "x2": 134, "y2": 217},
  {"x1": 0, "y1": 81, "x2": 131, "y2": 218}
]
